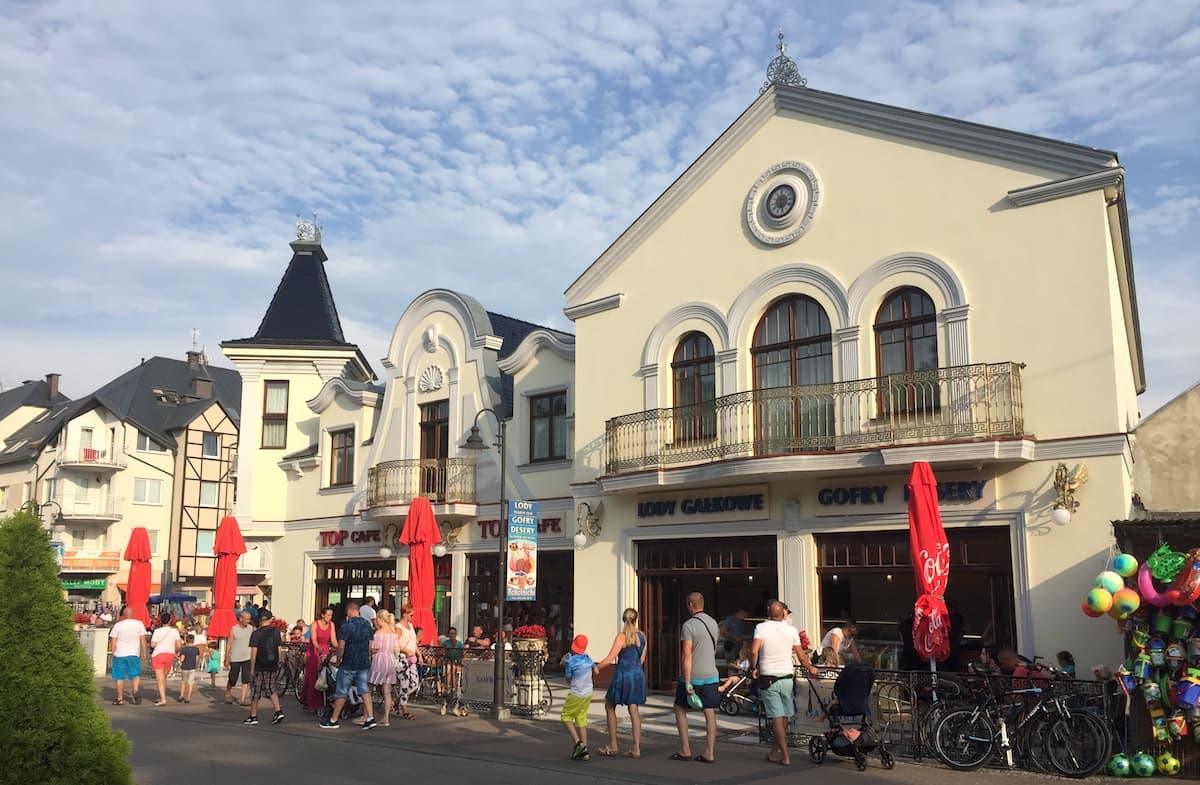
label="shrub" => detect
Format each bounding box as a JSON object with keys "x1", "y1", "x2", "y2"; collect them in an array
[{"x1": 0, "y1": 511, "x2": 133, "y2": 785}]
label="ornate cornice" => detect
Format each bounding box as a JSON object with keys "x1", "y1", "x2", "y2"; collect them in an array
[
  {"x1": 307, "y1": 377, "x2": 381, "y2": 414},
  {"x1": 1007, "y1": 167, "x2": 1124, "y2": 207},
  {"x1": 563, "y1": 293, "x2": 624, "y2": 321},
  {"x1": 497, "y1": 330, "x2": 576, "y2": 374}
]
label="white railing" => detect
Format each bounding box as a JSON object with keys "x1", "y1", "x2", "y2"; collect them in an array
[{"x1": 52, "y1": 494, "x2": 125, "y2": 520}]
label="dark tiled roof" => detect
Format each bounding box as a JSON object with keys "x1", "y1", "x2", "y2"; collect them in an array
[
  {"x1": 0, "y1": 400, "x2": 81, "y2": 466},
  {"x1": 485, "y1": 312, "x2": 572, "y2": 418},
  {"x1": 0, "y1": 379, "x2": 70, "y2": 421},
  {"x1": 229, "y1": 242, "x2": 349, "y2": 346}
]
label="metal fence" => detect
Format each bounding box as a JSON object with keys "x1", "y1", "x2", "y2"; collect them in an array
[{"x1": 407, "y1": 645, "x2": 554, "y2": 717}]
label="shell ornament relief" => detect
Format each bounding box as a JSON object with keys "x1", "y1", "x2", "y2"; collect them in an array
[{"x1": 418, "y1": 365, "x2": 445, "y2": 393}]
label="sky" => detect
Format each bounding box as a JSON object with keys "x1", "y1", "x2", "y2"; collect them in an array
[{"x1": 1, "y1": 1, "x2": 1197, "y2": 417}]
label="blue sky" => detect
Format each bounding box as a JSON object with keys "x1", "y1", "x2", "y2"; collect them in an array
[{"x1": 1, "y1": 1, "x2": 1197, "y2": 416}]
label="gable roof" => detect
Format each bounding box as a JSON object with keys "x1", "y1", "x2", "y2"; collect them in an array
[
  {"x1": 565, "y1": 84, "x2": 1120, "y2": 307},
  {"x1": 0, "y1": 378, "x2": 70, "y2": 422},
  {"x1": 485, "y1": 311, "x2": 573, "y2": 418}
]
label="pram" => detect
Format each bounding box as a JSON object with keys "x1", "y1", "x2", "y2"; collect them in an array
[
  {"x1": 806, "y1": 662, "x2": 894, "y2": 771},
  {"x1": 314, "y1": 650, "x2": 363, "y2": 721},
  {"x1": 718, "y1": 668, "x2": 759, "y2": 716}
]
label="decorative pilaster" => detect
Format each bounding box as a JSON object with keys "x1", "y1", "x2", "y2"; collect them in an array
[
  {"x1": 943, "y1": 304, "x2": 971, "y2": 366},
  {"x1": 636, "y1": 364, "x2": 659, "y2": 410},
  {"x1": 716, "y1": 349, "x2": 739, "y2": 397}
]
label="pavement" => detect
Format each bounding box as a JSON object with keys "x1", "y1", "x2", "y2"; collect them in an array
[{"x1": 96, "y1": 678, "x2": 1088, "y2": 785}]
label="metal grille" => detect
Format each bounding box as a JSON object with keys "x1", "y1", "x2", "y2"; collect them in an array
[{"x1": 366, "y1": 458, "x2": 476, "y2": 507}]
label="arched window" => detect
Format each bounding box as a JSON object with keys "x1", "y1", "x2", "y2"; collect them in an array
[
  {"x1": 875, "y1": 287, "x2": 939, "y2": 413},
  {"x1": 751, "y1": 296, "x2": 834, "y2": 451},
  {"x1": 671, "y1": 332, "x2": 715, "y2": 442}
]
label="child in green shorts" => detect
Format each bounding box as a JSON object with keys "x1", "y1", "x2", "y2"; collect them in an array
[{"x1": 562, "y1": 634, "x2": 598, "y2": 761}]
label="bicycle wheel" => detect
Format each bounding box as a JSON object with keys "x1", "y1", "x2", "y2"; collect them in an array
[
  {"x1": 1045, "y1": 712, "x2": 1109, "y2": 778},
  {"x1": 932, "y1": 709, "x2": 997, "y2": 770}
]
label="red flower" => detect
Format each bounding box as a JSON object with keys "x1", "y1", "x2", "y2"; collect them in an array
[{"x1": 512, "y1": 624, "x2": 546, "y2": 639}]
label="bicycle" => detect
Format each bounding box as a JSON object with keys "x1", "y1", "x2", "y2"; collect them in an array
[
  {"x1": 931, "y1": 665, "x2": 1109, "y2": 778},
  {"x1": 274, "y1": 642, "x2": 306, "y2": 701}
]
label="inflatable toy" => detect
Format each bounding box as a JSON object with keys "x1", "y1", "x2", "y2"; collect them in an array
[
  {"x1": 1082, "y1": 598, "x2": 1104, "y2": 618},
  {"x1": 1167, "y1": 548, "x2": 1200, "y2": 607},
  {"x1": 1114, "y1": 552, "x2": 1139, "y2": 578},
  {"x1": 1086, "y1": 588, "x2": 1113, "y2": 613},
  {"x1": 1107, "y1": 754, "x2": 1131, "y2": 777},
  {"x1": 1139, "y1": 563, "x2": 1174, "y2": 608},
  {"x1": 1157, "y1": 752, "x2": 1181, "y2": 776},
  {"x1": 1096, "y1": 570, "x2": 1124, "y2": 594},
  {"x1": 1113, "y1": 588, "x2": 1141, "y2": 616}
]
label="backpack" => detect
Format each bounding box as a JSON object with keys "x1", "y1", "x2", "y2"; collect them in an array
[{"x1": 258, "y1": 628, "x2": 280, "y2": 670}]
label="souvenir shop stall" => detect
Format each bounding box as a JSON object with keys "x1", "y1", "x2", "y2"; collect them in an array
[{"x1": 1085, "y1": 519, "x2": 1200, "y2": 778}]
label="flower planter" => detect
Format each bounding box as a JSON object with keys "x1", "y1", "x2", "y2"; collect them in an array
[{"x1": 512, "y1": 637, "x2": 547, "y2": 653}]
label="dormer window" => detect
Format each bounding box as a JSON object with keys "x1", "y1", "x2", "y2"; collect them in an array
[{"x1": 136, "y1": 431, "x2": 167, "y2": 453}]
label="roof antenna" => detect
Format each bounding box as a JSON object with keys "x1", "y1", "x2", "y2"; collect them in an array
[{"x1": 761, "y1": 27, "x2": 807, "y2": 94}]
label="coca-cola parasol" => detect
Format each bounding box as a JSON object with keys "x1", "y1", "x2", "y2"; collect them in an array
[
  {"x1": 207, "y1": 515, "x2": 246, "y2": 639},
  {"x1": 122, "y1": 527, "x2": 153, "y2": 626},
  {"x1": 401, "y1": 497, "x2": 442, "y2": 646},
  {"x1": 908, "y1": 461, "x2": 950, "y2": 666}
]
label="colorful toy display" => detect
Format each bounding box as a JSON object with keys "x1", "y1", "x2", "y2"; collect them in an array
[
  {"x1": 1114, "y1": 588, "x2": 1142, "y2": 616},
  {"x1": 1088, "y1": 587, "x2": 1115, "y2": 614},
  {"x1": 1108, "y1": 753, "x2": 1132, "y2": 777},
  {"x1": 1098, "y1": 570, "x2": 1126, "y2": 593},
  {"x1": 1157, "y1": 751, "x2": 1182, "y2": 775},
  {"x1": 1115, "y1": 552, "x2": 1140, "y2": 578},
  {"x1": 1132, "y1": 752, "x2": 1157, "y2": 777}
]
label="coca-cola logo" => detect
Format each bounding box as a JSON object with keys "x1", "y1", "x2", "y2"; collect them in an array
[{"x1": 920, "y1": 541, "x2": 950, "y2": 591}]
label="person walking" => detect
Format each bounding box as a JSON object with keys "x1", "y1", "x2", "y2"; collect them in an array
[
  {"x1": 368, "y1": 610, "x2": 399, "y2": 726},
  {"x1": 245, "y1": 609, "x2": 285, "y2": 726},
  {"x1": 319, "y1": 601, "x2": 376, "y2": 730},
  {"x1": 224, "y1": 611, "x2": 254, "y2": 706},
  {"x1": 561, "y1": 635, "x2": 598, "y2": 761},
  {"x1": 205, "y1": 640, "x2": 221, "y2": 688},
  {"x1": 301, "y1": 606, "x2": 337, "y2": 713},
  {"x1": 598, "y1": 608, "x2": 647, "y2": 758},
  {"x1": 176, "y1": 633, "x2": 201, "y2": 703},
  {"x1": 149, "y1": 612, "x2": 182, "y2": 706},
  {"x1": 394, "y1": 604, "x2": 419, "y2": 720},
  {"x1": 108, "y1": 607, "x2": 147, "y2": 705},
  {"x1": 671, "y1": 591, "x2": 720, "y2": 764},
  {"x1": 753, "y1": 600, "x2": 819, "y2": 766}
]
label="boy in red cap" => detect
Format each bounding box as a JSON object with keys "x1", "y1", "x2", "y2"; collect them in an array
[{"x1": 562, "y1": 634, "x2": 598, "y2": 760}]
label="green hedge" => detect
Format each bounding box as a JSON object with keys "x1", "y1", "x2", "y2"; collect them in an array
[{"x1": 0, "y1": 511, "x2": 132, "y2": 785}]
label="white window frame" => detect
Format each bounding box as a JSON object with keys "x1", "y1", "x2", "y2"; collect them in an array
[
  {"x1": 196, "y1": 529, "x2": 215, "y2": 555},
  {"x1": 201, "y1": 432, "x2": 220, "y2": 458},
  {"x1": 199, "y1": 480, "x2": 219, "y2": 508},
  {"x1": 146, "y1": 530, "x2": 159, "y2": 555},
  {"x1": 133, "y1": 478, "x2": 163, "y2": 506},
  {"x1": 0, "y1": 486, "x2": 7, "y2": 510},
  {"x1": 137, "y1": 431, "x2": 168, "y2": 453}
]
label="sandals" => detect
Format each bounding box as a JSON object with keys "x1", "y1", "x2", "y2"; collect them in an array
[
  {"x1": 400, "y1": 712, "x2": 414, "y2": 720},
  {"x1": 694, "y1": 755, "x2": 715, "y2": 764},
  {"x1": 597, "y1": 746, "x2": 620, "y2": 757},
  {"x1": 626, "y1": 751, "x2": 641, "y2": 759},
  {"x1": 669, "y1": 752, "x2": 690, "y2": 761},
  {"x1": 111, "y1": 699, "x2": 124, "y2": 705}
]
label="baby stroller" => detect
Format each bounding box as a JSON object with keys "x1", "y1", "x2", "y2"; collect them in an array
[
  {"x1": 807, "y1": 662, "x2": 894, "y2": 771},
  {"x1": 718, "y1": 667, "x2": 759, "y2": 716},
  {"x1": 314, "y1": 651, "x2": 362, "y2": 721}
]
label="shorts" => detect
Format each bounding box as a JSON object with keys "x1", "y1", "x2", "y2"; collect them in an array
[
  {"x1": 227, "y1": 660, "x2": 251, "y2": 688},
  {"x1": 760, "y1": 677, "x2": 796, "y2": 718},
  {"x1": 250, "y1": 669, "x2": 277, "y2": 700},
  {"x1": 112, "y1": 655, "x2": 141, "y2": 681},
  {"x1": 181, "y1": 669, "x2": 197, "y2": 686},
  {"x1": 674, "y1": 681, "x2": 720, "y2": 711},
  {"x1": 152, "y1": 653, "x2": 176, "y2": 672},
  {"x1": 334, "y1": 666, "x2": 370, "y2": 700},
  {"x1": 560, "y1": 693, "x2": 591, "y2": 726}
]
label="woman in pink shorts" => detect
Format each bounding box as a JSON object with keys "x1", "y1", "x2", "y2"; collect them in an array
[{"x1": 149, "y1": 613, "x2": 182, "y2": 706}]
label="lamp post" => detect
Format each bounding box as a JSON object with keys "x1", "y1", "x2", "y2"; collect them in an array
[
  {"x1": 22, "y1": 499, "x2": 66, "y2": 534},
  {"x1": 460, "y1": 407, "x2": 510, "y2": 720}
]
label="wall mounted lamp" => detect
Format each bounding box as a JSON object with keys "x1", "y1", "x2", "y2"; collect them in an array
[
  {"x1": 432, "y1": 519, "x2": 466, "y2": 558},
  {"x1": 1051, "y1": 462, "x2": 1089, "y2": 525},
  {"x1": 573, "y1": 501, "x2": 603, "y2": 549},
  {"x1": 379, "y1": 522, "x2": 401, "y2": 559}
]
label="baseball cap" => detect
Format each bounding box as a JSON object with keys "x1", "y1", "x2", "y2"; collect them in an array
[{"x1": 571, "y1": 635, "x2": 588, "y2": 655}]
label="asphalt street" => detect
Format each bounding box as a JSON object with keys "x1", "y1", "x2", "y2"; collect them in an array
[{"x1": 99, "y1": 681, "x2": 1082, "y2": 785}]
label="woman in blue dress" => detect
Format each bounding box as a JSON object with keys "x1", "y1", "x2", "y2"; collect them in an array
[{"x1": 598, "y1": 607, "x2": 647, "y2": 757}]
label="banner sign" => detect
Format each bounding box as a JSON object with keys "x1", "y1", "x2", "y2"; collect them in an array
[
  {"x1": 506, "y1": 500, "x2": 538, "y2": 601},
  {"x1": 51, "y1": 541, "x2": 64, "y2": 570},
  {"x1": 62, "y1": 577, "x2": 106, "y2": 590}
]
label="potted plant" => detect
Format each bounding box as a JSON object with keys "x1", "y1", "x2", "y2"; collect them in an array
[{"x1": 511, "y1": 624, "x2": 547, "y2": 652}]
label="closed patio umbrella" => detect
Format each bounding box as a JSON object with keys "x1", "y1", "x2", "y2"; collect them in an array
[
  {"x1": 908, "y1": 461, "x2": 951, "y2": 682},
  {"x1": 122, "y1": 527, "x2": 153, "y2": 626},
  {"x1": 400, "y1": 497, "x2": 442, "y2": 645},
  {"x1": 207, "y1": 515, "x2": 246, "y2": 639}
]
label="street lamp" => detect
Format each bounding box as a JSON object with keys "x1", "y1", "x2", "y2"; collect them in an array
[
  {"x1": 460, "y1": 407, "x2": 510, "y2": 721},
  {"x1": 22, "y1": 499, "x2": 66, "y2": 534}
]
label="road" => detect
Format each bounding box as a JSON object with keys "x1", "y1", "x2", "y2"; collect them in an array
[{"x1": 100, "y1": 682, "x2": 1072, "y2": 785}]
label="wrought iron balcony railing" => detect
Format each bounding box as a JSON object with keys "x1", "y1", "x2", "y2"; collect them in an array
[
  {"x1": 58, "y1": 442, "x2": 126, "y2": 469},
  {"x1": 605, "y1": 362, "x2": 1024, "y2": 475},
  {"x1": 366, "y1": 458, "x2": 477, "y2": 508}
]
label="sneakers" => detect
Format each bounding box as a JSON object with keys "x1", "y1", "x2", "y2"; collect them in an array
[
  {"x1": 271, "y1": 711, "x2": 285, "y2": 725},
  {"x1": 571, "y1": 742, "x2": 590, "y2": 761},
  {"x1": 319, "y1": 718, "x2": 340, "y2": 729},
  {"x1": 361, "y1": 718, "x2": 377, "y2": 731},
  {"x1": 243, "y1": 716, "x2": 258, "y2": 725}
]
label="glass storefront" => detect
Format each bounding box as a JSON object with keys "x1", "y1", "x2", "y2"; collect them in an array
[
  {"x1": 466, "y1": 551, "x2": 574, "y2": 667},
  {"x1": 314, "y1": 560, "x2": 396, "y2": 624}
]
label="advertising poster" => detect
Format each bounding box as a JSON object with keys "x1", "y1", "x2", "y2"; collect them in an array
[{"x1": 506, "y1": 500, "x2": 538, "y2": 601}]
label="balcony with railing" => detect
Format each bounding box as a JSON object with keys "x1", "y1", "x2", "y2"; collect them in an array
[
  {"x1": 606, "y1": 362, "x2": 1024, "y2": 475},
  {"x1": 52, "y1": 494, "x2": 125, "y2": 522},
  {"x1": 366, "y1": 458, "x2": 477, "y2": 510},
  {"x1": 60, "y1": 550, "x2": 121, "y2": 573},
  {"x1": 58, "y1": 442, "x2": 126, "y2": 470},
  {"x1": 237, "y1": 544, "x2": 270, "y2": 574}
]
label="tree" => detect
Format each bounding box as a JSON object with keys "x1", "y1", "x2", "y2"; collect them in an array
[{"x1": 0, "y1": 511, "x2": 133, "y2": 785}]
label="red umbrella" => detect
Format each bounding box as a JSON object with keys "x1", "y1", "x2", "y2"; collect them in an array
[
  {"x1": 207, "y1": 515, "x2": 246, "y2": 640},
  {"x1": 122, "y1": 527, "x2": 153, "y2": 626},
  {"x1": 908, "y1": 461, "x2": 951, "y2": 666},
  {"x1": 400, "y1": 497, "x2": 442, "y2": 645}
]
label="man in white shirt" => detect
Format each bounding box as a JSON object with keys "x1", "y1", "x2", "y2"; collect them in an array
[
  {"x1": 819, "y1": 621, "x2": 860, "y2": 667},
  {"x1": 359, "y1": 597, "x2": 377, "y2": 623},
  {"x1": 752, "y1": 600, "x2": 819, "y2": 766},
  {"x1": 224, "y1": 611, "x2": 254, "y2": 706},
  {"x1": 108, "y1": 607, "x2": 147, "y2": 705}
]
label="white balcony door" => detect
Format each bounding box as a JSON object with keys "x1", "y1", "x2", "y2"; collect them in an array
[
  {"x1": 74, "y1": 477, "x2": 91, "y2": 504},
  {"x1": 79, "y1": 427, "x2": 94, "y2": 449}
]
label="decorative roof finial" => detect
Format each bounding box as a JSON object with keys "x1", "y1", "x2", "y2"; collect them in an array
[
  {"x1": 295, "y1": 211, "x2": 322, "y2": 243},
  {"x1": 761, "y1": 27, "x2": 807, "y2": 94}
]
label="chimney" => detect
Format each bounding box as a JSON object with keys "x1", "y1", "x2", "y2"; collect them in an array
[
  {"x1": 186, "y1": 351, "x2": 202, "y2": 370},
  {"x1": 45, "y1": 373, "x2": 60, "y2": 399},
  {"x1": 191, "y1": 377, "x2": 213, "y2": 399}
]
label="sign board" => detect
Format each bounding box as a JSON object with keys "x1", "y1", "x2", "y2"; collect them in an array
[
  {"x1": 506, "y1": 500, "x2": 538, "y2": 601},
  {"x1": 462, "y1": 657, "x2": 515, "y2": 702},
  {"x1": 635, "y1": 484, "x2": 771, "y2": 525},
  {"x1": 318, "y1": 529, "x2": 382, "y2": 548},
  {"x1": 62, "y1": 577, "x2": 107, "y2": 590},
  {"x1": 813, "y1": 473, "x2": 995, "y2": 516},
  {"x1": 51, "y1": 541, "x2": 64, "y2": 570}
]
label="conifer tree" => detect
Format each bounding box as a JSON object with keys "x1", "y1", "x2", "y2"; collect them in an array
[{"x1": 0, "y1": 511, "x2": 133, "y2": 785}]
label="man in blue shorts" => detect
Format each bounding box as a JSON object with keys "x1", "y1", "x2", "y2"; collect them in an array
[
  {"x1": 672, "y1": 592, "x2": 720, "y2": 763},
  {"x1": 109, "y1": 607, "x2": 147, "y2": 705},
  {"x1": 319, "y1": 602, "x2": 376, "y2": 730}
]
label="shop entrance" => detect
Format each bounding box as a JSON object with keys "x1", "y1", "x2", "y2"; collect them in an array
[
  {"x1": 815, "y1": 526, "x2": 1016, "y2": 671},
  {"x1": 467, "y1": 551, "x2": 574, "y2": 667},
  {"x1": 314, "y1": 560, "x2": 397, "y2": 624},
  {"x1": 382, "y1": 554, "x2": 452, "y2": 635},
  {"x1": 637, "y1": 536, "x2": 778, "y2": 691}
]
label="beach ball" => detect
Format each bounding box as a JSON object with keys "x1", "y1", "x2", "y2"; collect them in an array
[
  {"x1": 1097, "y1": 571, "x2": 1125, "y2": 594},
  {"x1": 1157, "y1": 752, "x2": 1181, "y2": 776},
  {"x1": 1115, "y1": 553, "x2": 1139, "y2": 578},
  {"x1": 1113, "y1": 588, "x2": 1142, "y2": 616},
  {"x1": 1082, "y1": 598, "x2": 1104, "y2": 618},
  {"x1": 1108, "y1": 604, "x2": 1129, "y2": 620},
  {"x1": 1108, "y1": 754, "x2": 1131, "y2": 777},
  {"x1": 1132, "y1": 752, "x2": 1157, "y2": 777},
  {"x1": 1087, "y1": 588, "x2": 1114, "y2": 614}
]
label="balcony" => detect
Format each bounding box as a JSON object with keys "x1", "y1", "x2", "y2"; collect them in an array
[
  {"x1": 605, "y1": 362, "x2": 1024, "y2": 475},
  {"x1": 58, "y1": 442, "x2": 126, "y2": 471},
  {"x1": 53, "y1": 495, "x2": 125, "y2": 522},
  {"x1": 236, "y1": 544, "x2": 271, "y2": 574},
  {"x1": 365, "y1": 458, "x2": 477, "y2": 513},
  {"x1": 60, "y1": 550, "x2": 121, "y2": 574}
]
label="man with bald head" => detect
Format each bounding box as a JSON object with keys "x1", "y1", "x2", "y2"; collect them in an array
[
  {"x1": 753, "y1": 600, "x2": 819, "y2": 766},
  {"x1": 672, "y1": 591, "x2": 720, "y2": 763}
]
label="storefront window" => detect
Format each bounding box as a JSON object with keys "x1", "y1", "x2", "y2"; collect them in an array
[
  {"x1": 467, "y1": 551, "x2": 574, "y2": 668},
  {"x1": 314, "y1": 560, "x2": 396, "y2": 623}
]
